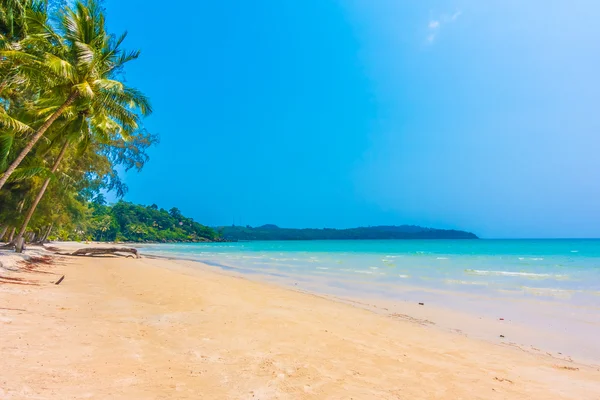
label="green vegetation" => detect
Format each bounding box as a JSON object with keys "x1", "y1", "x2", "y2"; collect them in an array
[
  {"x1": 221, "y1": 224, "x2": 478, "y2": 241},
  {"x1": 0, "y1": 0, "x2": 168, "y2": 248},
  {"x1": 78, "y1": 201, "x2": 220, "y2": 243}
]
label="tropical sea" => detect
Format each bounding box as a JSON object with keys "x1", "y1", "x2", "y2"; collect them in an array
[{"x1": 138, "y1": 239, "x2": 600, "y2": 361}]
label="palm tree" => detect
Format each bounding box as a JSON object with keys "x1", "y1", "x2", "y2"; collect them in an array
[
  {"x1": 0, "y1": 0, "x2": 31, "y2": 39},
  {"x1": 13, "y1": 75, "x2": 153, "y2": 250},
  {"x1": 0, "y1": 0, "x2": 151, "y2": 190},
  {"x1": 13, "y1": 110, "x2": 106, "y2": 249}
]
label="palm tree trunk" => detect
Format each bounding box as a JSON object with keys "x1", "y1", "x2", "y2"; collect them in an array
[
  {"x1": 41, "y1": 222, "x2": 54, "y2": 242},
  {"x1": 4, "y1": 200, "x2": 24, "y2": 244},
  {"x1": 15, "y1": 140, "x2": 69, "y2": 253},
  {"x1": 7, "y1": 227, "x2": 15, "y2": 242},
  {"x1": 0, "y1": 92, "x2": 77, "y2": 191},
  {"x1": 0, "y1": 225, "x2": 7, "y2": 242}
]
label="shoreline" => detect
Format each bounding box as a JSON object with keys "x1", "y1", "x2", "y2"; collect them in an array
[
  {"x1": 137, "y1": 248, "x2": 600, "y2": 366},
  {"x1": 2, "y1": 245, "x2": 600, "y2": 398},
  {"x1": 43, "y1": 241, "x2": 600, "y2": 365}
]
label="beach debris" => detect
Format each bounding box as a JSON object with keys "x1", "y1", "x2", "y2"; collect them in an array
[
  {"x1": 390, "y1": 313, "x2": 434, "y2": 325},
  {"x1": 499, "y1": 318, "x2": 504, "y2": 320},
  {"x1": 0, "y1": 275, "x2": 38, "y2": 285},
  {"x1": 499, "y1": 335, "x2": 505, "y2": 338},
  {"x1": 494, "y1": 377, "x2": 514, "y2": 384},
  {"x1": 552, "y1": 365, "x2": 579, "y2": 371},
  {"x1": 65, "y1": 247, "x2": 140, "y2": 258},
  {"x1": 418, "y1": 302, "x2": 424, "y2": 306},
  {"x1": 55, "y1": 275, "x2": 65, "y2": 285}
]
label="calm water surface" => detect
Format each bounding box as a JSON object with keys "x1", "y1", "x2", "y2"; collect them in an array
[{"x1": 138, "y1": 239, "x2": 600, "y2": 305}]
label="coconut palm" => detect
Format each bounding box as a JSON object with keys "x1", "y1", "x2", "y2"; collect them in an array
[
  {"x1": 0, "y1": 0, "x2": 151, "y2": 190},
  {"x1": 0, "y1": 0, "x2": 31, "y2": 39}
]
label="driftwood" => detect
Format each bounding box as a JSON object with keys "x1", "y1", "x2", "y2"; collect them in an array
[
  {"x1": 55, "y1": 275, "x2": 65, "y2": 285},
  {"x1": 69, "y1": 247, "x2": 140, "y2": 258}
]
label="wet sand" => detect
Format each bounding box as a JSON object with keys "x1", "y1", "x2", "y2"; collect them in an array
[{"x1": 1, "y1": 247, "x2": 599, "y2": 399}]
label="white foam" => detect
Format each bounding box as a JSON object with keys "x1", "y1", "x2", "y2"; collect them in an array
[
  {"x1": 445, "y1": 279, "x2": 488, "y2": 286},
  {"x1": 436, "y1": 257, "x2": 449, "y2": 260},
  {"x1": 465, "y1": 269, "x2": 568, "y2": 279},
  {"x1": 520, "y1": 286, "x2": 575, "y2": 299}
]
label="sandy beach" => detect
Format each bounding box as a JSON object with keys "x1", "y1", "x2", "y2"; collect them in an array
[{"x1": 1, "y1": 246, "x2": 599, "y2": 399}]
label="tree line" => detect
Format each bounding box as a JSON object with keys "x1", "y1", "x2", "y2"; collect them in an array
[
  {"x1": 221, "y1": 224, "x2": 478, "y2": 241},
  {"x1": 70, "y1": 200, "x2": 220, "y2": 243},
  {"x1": 0, "y1": 0, "x2": 160, "y2": 250}
]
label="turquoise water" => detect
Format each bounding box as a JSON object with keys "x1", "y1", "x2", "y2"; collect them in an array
[
  {"x1": 139, "y1": 239, "x2": 600, "y2": 305},
  {"x1": 138, "y1": 239, "x2": 600, "y2": 361}
]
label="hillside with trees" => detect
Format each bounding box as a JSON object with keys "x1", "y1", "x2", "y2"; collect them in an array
[
  {"x1": 81, "y1": 201, "x2": 219, "y2": 243},
  {"x1": 220, "y1": 224, "x2": 478, "y2": 241}
]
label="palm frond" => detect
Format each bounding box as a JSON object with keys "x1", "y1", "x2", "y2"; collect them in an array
[
  {"x1": 0, "y1": 107, "x2": 33, "y2": 133},
  {"x1": 43, "y1": 52, "x2": 76, "y2": 82},
  {"x1": 74, "y1": 40, "x2": 94, "y2": 70},
  {"x1": 5, "y1": 165, "x2": 51, "y2": 182},
  {"x1": 0, "y1": 133, "x2": 14, "y2": 170},
  {"x1": 73, "y1": 81, "x2": 94, "y2": 98},
  {"x1": 92, "y1": 78, "x2": 123, "y2": 92}
]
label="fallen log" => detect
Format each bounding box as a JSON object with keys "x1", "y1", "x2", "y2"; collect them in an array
[
  {"x1": 70, "y1": 247, "x2": 140, "y2": 258},
  {"x1": 0, "y1": 242, "x2": 15, "y2": 250}
]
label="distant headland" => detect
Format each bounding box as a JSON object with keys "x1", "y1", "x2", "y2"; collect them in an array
[
  {"x1": 2, "y1": 200, "x2": 477, "y2": 244},
  {"x1": 220, "y1": 224, "x2": 478, "y2": 241}
]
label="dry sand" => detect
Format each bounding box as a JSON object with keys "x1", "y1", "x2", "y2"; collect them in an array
[{"x1": 1, "y1": 246, "x2": 599, "y2": 399}]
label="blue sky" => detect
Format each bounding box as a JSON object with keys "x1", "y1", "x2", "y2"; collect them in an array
[{"x1": 104, "y1": 0, "x2": 600, "y2": 238}]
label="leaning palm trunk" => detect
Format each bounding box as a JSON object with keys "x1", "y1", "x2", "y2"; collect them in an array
[
  {"x1": 7, "y1": 227, "x2": 15, "y2": 242},
  {"x1": 0, "y1": 92, "x2": 77, "y2": 191},
  {"x1": 15, "y1": 140, "x2": 69, "y2": 253},
  {"x1": 41, "y1": 222, "x2": 54, "y2": 242}
]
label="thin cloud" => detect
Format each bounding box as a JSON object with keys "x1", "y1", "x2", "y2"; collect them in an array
[
  {"x1": 449, "y1": 11, "x2": 462, "y2": 21},
  {"x1": 426, "y1": 10, "x2": 461, "y2": 44}
]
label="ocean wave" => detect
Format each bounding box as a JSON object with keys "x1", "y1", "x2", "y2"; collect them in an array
[
  {"x1": 436, "y1": 257, "x2": 449, "y2": 260},
  {"x1": 520, "y1": 286, "x2": 574, "y2": 299},
  {"x1": 464, "y1": 269, "x2": 568, "y2": 279},
  {"x1": 445, "y1": 279, "x2": 488, "y2": 286},
  {"x1": 398, "y1": 274, "x2": 410, "y2": 278}
]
